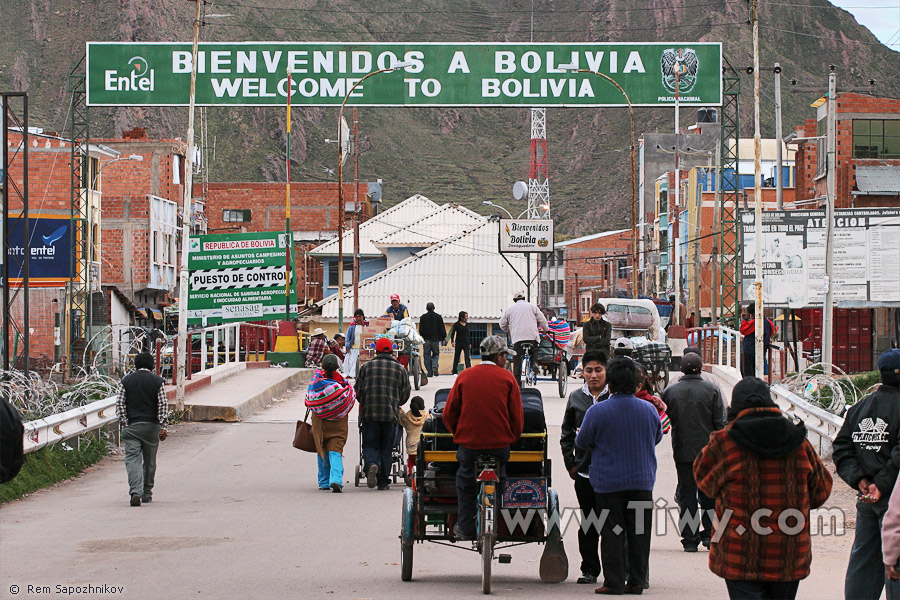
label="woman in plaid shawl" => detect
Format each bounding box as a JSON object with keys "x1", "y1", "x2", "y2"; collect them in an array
[{"x1": 306, "y1": 354, "x2": 356, "y2": 492}]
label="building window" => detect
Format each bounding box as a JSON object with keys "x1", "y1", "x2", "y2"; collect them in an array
[
  {"x1": 557, "y1": 279, "x2": 564, "y2": 298},
  {"x1": 853, "y1": 120, "x2": 900, "y2": 159},
  {"x1": 223, "y1": 209, "x2": 251, "y2": 223},
  {"x1": 469, "y1": 323, "x2": 489, "y2": 356},
  {"x1": 327, "y1": 259, "x2": 353, "y2": 286},
  {"x1": 173, "y1": 155, "x2": 181, "y2": 184},
  {"x1": 618, "y1": 258, "x2": 628, "y2": 279}
]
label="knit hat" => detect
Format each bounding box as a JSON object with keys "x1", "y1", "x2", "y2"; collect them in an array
[
  {"x1": 322, "y1": 354, "x2": 340, "y2": 371},
  {"x1": 681, "y1": 353, "x2": 703, "y2": 374},
  {"x1": 375, "y1": 338, "x2": 394, "y2": 353},
  {"x1": 728, "y1": 376, "x2": 776, "y2": 421}
]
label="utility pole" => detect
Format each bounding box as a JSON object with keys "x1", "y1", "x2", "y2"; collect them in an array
[
  {"x1": 353, "y1": 107, "x2": 360, "y2": 312},
  {"x1": 284, "y1": 70, "x2": 292, "y2": 320},
  {"x1": 752, "y1": 0, "x2": 765, "y2": 378},
  {"x1": 711, "y1": 137, "x2": 722, "y2": 325},
  {"x1": 774, "y1": 63, "x2": 784, "y2": 210},
  {"x1": 823, "y1": 68, "x2": 837, "y2": 374},
  {"x1": 175, "y1": 0, "x2": 201, "y2": 412},
  {"x1": 673, "y1": 67, "x2": 682, "y2": 325}
]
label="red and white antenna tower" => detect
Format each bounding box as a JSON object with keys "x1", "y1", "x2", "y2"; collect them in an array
[{"x1": 528, "y1": 108, "x2": 550, "y2": 219}]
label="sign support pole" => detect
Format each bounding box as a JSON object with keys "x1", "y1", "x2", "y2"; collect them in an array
[
  {"x1": 175, "y1": 0, "x2": 201, "y2": 412},
  {"x1": 285, "y1": 70, "x2": 292, "y2": 321},
  {"x1": 823, "y1": 69, "x2": 837, "y2": 375}
]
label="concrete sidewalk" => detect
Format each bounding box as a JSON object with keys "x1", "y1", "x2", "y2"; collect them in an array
[{"x1": 168, "y1": 365, "x2": 314, "y2": 422}]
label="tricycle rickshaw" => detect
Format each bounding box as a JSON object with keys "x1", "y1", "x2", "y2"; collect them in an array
[{"x1": 399, "y1": 387, "x2": 567, "y2": 593}]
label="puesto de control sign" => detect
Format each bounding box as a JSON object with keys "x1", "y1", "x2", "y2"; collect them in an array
[
  {"x1": 187, "y1": 231, "x2": 297, "y2": 324},
  {"x1": 499, "y1": 219, "x2": 555, "y2": 253},
  {"x1": 86, "y1": 42, "x2": 722, "y2": 107}
]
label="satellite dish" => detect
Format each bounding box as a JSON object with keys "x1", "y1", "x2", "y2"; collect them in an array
[
  {"x1": 339, "y1": 116, "x2": 351, "y2": 166},
  {"x1": 512, "y1": 181, "x2": 528, "y2": 201}
]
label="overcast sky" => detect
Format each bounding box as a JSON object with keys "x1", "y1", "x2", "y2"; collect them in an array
[{"x1": 832, "y1": 0, "x2": 900, "y2": 50}]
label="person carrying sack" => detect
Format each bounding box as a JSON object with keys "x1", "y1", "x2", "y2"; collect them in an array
[{"x1": 305, "y1": 354, "x2": 356, "y2": 493}]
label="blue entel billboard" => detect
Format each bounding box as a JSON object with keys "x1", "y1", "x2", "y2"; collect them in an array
[{"x1": 5, "y1": 215, "x2": 73, "y2": 286}]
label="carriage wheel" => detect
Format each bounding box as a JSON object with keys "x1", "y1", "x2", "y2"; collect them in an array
[
  {"x1": 401, "y1": 487, "x2": 415, "y2": 581},
  {"x1": 354, "y1": 464, "x2": 362, "y2": 487},
  {"x1": 557, "y1": 360, "x2": 568, "y2": 398},
  {"x1": 412, "y1": 354, "x2": 422, "y2": 391}
]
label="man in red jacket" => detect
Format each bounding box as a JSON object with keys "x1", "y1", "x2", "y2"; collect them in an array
[{"x1": 443, "y1": 335, "x2": 524, "y2": 540}]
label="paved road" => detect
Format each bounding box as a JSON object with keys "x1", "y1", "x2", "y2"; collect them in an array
[{"x1": 1, "y1": 372, "x2": 857, "y2": 599}]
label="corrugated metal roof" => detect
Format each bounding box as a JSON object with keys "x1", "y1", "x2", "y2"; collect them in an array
[
  {"x1": 373, "y1": 203, "x2": 485, "y2": 247},
  {"x1": 318, "y1": 220, "x2": 527, "y2": 322},
  {"x1": 308, "y1": 194, "x2": 440, "y2": 257},
  {"x1": 556, "y1": 229, "x2": 630, "y2": 246},
  {"x1": 856, "y1": 166, "x2": 900, "y2": 194}
]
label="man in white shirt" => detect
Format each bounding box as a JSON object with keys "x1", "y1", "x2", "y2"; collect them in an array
[{"x1": 499, "y1": 291, "x2": 549, "y2": 386}]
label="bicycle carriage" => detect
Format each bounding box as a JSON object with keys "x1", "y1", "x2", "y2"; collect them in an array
[{"x1": 399, "y1": 388, "x2": 568, "y2": 594}]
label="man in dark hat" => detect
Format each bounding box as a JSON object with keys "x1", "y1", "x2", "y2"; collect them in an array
[
  {"x1": 666, "y1": 347, "x2": 720, "y2": 387},
  {"x1": 834, "y1": 348, "x2": 900, "y2": 600},
  {"x1": 695, "y1": 377, "x2": 833, "y2": 599},
  {"x1": 661, "y1": 352, "x2": 725, "y2": 551},
  {"x1": 355, "y1": 337, "x2": 410, "y2": 490},
  {"x1": 419, "y1": 301, "x2": 446, "y2": 377}
]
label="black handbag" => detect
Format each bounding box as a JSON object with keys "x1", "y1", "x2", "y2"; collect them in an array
[{"x1": 293, "y1": 410, "x2": 317, "y2": 453}]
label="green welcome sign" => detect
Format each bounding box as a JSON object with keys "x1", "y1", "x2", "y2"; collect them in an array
[
  {"x1": 187, "y1": 231, "x2": 297, "y2": 324},
  {"x1": 86, "y1": 42, "x2": 722, "y2": 107}
]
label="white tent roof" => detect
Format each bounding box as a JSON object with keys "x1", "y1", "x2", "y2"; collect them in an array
[
  {"x1": 318, "y1": 219, "x2": 526, "y2": 322},
  {"x1": 373, "y1": 203, "x2": 485, "y2": 248},
  {"x1": 309, "y1": 194, "x2": 440, "y2": 257}
]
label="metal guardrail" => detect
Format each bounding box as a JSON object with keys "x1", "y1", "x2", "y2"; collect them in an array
[
  {"x1": 771, "y1": 384, "x2": 844, "y2": 458},
  {"x1": 23, "y1": 395, "x2": 118, "y2": 454}
]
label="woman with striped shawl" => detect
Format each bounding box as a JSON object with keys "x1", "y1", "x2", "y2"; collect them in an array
[{"x1": 306, "y1": 354, "x2": 356, "y2": 492}]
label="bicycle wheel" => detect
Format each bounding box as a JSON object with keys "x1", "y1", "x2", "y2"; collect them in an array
[
  {"x1": 557, "y1": 359, "x2": 568, "y2": 398},
  {"x1": 481, "y1": 533, "x2": 495, "y2": 594}
]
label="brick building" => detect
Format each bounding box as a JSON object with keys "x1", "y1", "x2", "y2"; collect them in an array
[
  {"x1": 787, "y1": 92, "x2": 900, "y2": 372},
  {"x1": 791, "y1": 92, "x2": 900, "y2": 208},
  {"x1": 4, "y1": 128, "x2": 117, "y2": 366},
  {"x1": 200, "y1": 181, "x2": 360, "y2": 306},
  {"x1": 538, "y1": 230, "x2": 632, "y2": 323}
]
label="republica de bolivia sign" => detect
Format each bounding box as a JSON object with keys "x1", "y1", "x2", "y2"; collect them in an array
[{"x1": 86, "y1": 42, "x2": 722, "y2": 107}]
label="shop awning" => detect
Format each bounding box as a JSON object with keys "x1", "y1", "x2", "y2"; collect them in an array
[{"x1": 855, "y1": 166, "x2": 900, "y2": 195}]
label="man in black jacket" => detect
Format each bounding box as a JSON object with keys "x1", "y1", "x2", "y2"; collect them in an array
[
  {"x1": 583, "y1": 303, "x2": 612, "y2": 359},
  {"x1": 419, "y1": 302, "x2": 446, "y2": 377},
  {"x1": 661, "y1": 352, "x2": 725, "y2": 551},
  {"x1": 560, "y1": 350, "x2": 609, "y2": 584},
  {"x1": 834, "y1": 348, "x2": 900, "y2": 600},
  {"x1": 116, "y1": 352, "x2": 169, "y2": 506}
]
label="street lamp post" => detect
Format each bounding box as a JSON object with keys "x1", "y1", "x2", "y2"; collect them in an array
[
  {"x1": 570, "y1": 69, "x2": 638, "y2": 300},
  {"x1": 336, "y1": 62, "x2": 413, "y2": 332}
]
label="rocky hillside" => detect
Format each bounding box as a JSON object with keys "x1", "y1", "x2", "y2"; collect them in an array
[{"x1": 2, "y1": 0, "x2": 898, "y2": 234}]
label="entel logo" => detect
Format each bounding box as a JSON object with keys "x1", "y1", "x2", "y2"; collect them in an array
[{"x1": 104, "y1": 56, "x2": 155, "y2": 92}]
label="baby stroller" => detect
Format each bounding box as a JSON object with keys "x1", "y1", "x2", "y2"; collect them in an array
[{"x1": 354, "y1": 422, "x2": 410, "y2": 486}]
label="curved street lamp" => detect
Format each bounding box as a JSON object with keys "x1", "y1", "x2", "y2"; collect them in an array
[
  {"x1": 336, "y1": 62, "x2": 414, "y2": 331},
  {"x1": 568, "y1": 68, "x2": 638, "y2": 299}
]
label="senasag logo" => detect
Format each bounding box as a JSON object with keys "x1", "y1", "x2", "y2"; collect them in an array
[{"x1": 104, "y1": 56, "x2": 155, "y2": 93}]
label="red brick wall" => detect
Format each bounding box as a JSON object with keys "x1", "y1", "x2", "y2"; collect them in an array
[
  {"x1": 8, "y1": 287, "x2": 65, "y2": 365},
  {"x1": 200, "y1": 182, "x2": 357, "y2": 303},
  {"x1": 562, "y1": 232, "x2": 633, "y2": 322}
]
